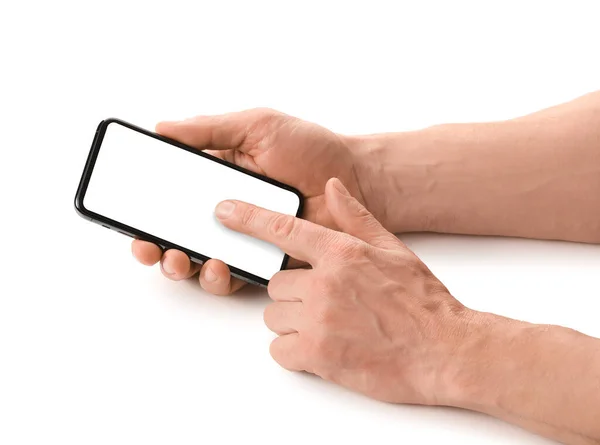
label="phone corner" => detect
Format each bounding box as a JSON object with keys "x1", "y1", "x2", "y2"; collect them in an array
[
  {"x1": 101, "y1": 117, "x2": 120, "y2": 126},
  {"x1": 73, "y1": 193, "x2": 92, "y2": 221},
  {"x1": 291, "y1": 187, "x2": 304, "y2": 218}
]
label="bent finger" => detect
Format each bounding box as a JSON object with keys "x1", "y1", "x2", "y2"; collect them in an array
[
  {"x1": 161, "y1": 249, "x2": 201, "y2": 281},
  {"x1": 199, "y1": 259, "x2": 246, "y2": 296},
  {"x1": 131, "y1": 240, "x2": 162, "y2": 266}
]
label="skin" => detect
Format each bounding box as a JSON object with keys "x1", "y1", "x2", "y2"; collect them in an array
[
  {"x1": 132, "y1": 108, "x2": 365, "y2": 294},
  {"x1": 216, "y1": 178, "x2": 465, "y2": 406},
  {"x1": 131, "y1": 92, "x2": 600, "y2": 443},
  {"x1": 133, "y1": 92, "x2": 600, "y2": 290},
  {"x1": 349, "y1": 90, "x2": 600, "y2": 241},
  {"x1": 216, "y1": 178, "x2": 600, "y2": 445}
]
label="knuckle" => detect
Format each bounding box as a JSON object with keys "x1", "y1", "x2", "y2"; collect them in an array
[
  {"x1": 426, "y1": 278, "x2": 450, "y2": 297},
  {"x1": 311, "y1": 273, "x2": 339, "y2": 298},
  {"x1": 250, "y1": 107, "x2": 278, "y2": 117},
  {"x1": 391, "y1": 249, "x2": 419, "y2": 267},
  {"x1": 319, "y1": 279, "x2": 339, "y2": 299},
  {"x1": 306, "y1": 229, "x2": 334, "y2": 255},
  {"x1": 248, "y1": 108, "x2": 287, "y2": 131},
  {"x1": 410, "y1": 256, "x2": 430, "y2": 275},
  {"x1": 269, "y1": 214, "x2": 297, "y2": 240},
  {"x1": 333, "y1": 236, "x2": 369, "y2": 262},
  {"x1": 240, "y1": 205, "x2": 259, "y2": 227},
  {"x1": 247, "y1": 108, "x2": 287, "y2": 133},
  {"x1": 313, "y1": 302, "x2": 336, "y2": 326},
  {"x1": 354, "y1": 240, "x2": 372, "y2": 257}
]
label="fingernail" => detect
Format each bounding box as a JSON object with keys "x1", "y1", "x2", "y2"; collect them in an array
[
  {"x1": 215, "y1": 201, "x2": 236, "y2": 219},
  {"x1": 333, "y1": 178, "x2": 350, "y2": 196},
  {"x1": 162, "y1": 259, "x2": 175, "y2": 275},
  {"x1": 204, "y1": 266, "x2": 218, "y2": 282}
]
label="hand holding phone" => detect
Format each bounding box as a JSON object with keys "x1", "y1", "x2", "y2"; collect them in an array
[
  {"x1": 123, "y1": 109, "x2": 369, "y2": 294},
  {"x1": 76, "y1": 118, "x2": 303, "y2": 286}
]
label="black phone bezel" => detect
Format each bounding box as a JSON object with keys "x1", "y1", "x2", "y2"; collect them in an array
[{"x1": 74, "y1": 118, "x2": 304, "y2": 287}]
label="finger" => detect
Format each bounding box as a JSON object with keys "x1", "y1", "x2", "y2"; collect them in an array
[
  {"x1": 264, "y1": 302, "x2": 303, "y2": 335},
  {"x1": 205, "y1": 148, "x2": 264, "y2": 175},
  {"x1": 215, "y1": 200, "x2": 334, "y2": 266},
  {"x1": 204, "y1": 148, "x2": 227, "y2": 161},
  {"x1": 325, "y1": 178, "x2": 400, "y2": 249},
  {"x1": 199, "y1": 259, "x2": 246, "y2": 296},
  {"x1": 285, "y1": 257, "x2": 307, "y2": 269},
  {"x1": 269, "y1": 333, "x2": 304, "y2": 372},
  {"x1": 156, "y1": 108, "x2": 280, "y2": 153},
  {"x1": 161, "y1": 249, "x2": 201, "y2": 281},
  {"x1": 131, "y1": 240, "x2": 162, "y2": 265},
  {"x1": 267, "y1": 269, "x2": 313, "y2": 302}
]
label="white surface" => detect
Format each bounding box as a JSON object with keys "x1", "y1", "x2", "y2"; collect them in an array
[
  {"x1": 1, "y1": 1, "x2": 600, "y2": 444},
  {"x1": 84, "y1": 121, "x2": 299, "y2": 281}
]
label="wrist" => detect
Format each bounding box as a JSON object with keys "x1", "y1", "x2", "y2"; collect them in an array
[
  {"x1": 345, "y1": 130, "x2": 441, "y2": 233},
  {"x1": 435, "y1": 310, "x2": 530, "y2": 411},
  {"x1": 344, "y1": 132, "x2": 412, "y2": 232},
  {"x1": 347, "y1": 121, "x2": 523, "y2": 235}
]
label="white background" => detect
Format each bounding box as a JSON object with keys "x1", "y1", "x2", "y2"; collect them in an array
[{"x1": 1, "y1": 1, "x2": 599, "y2": 444}]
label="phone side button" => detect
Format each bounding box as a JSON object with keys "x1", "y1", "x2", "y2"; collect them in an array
[{"x1": 231, "y1": 273, "x2": 262, "y2": 287}]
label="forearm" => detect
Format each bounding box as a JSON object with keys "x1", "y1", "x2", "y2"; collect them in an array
[
  {"x1": 351, "y1": 91, "x2": 600, "y2": 242},
  {"x1": 440, "y1": 312, "x2": 600, "y2": 445}
]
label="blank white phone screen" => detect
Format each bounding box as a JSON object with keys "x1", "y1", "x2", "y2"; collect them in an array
[{"x1": 83, "y1": 121, "x2": 301, "y2": 281}]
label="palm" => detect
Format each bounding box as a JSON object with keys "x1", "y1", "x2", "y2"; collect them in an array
[{"x1": 207, "y1": 111, "x2": 364, "y2": 229}]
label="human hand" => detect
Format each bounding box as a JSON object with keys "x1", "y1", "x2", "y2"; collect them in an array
[
  {"x1": 132, "y1": 108, "x2": 372, "y2": 295},
  {"x1": 213, "y1": 177, "x2": 473, "y2": 405}
]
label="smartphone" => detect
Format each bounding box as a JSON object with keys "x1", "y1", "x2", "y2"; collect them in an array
[{"x1": 74, "y1": 118, "x2": 303, "y2": 286}]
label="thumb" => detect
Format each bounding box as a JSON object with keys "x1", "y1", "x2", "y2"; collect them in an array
[
  {"x1": 156, "y1": 115, "x2": 246, "y2": 150},
  {"x1": 325, "y1": 178, "x2": 399, "y2": 249},
  {"x1": 155, "y1": 108, "x2": 281, "y2": 152}
]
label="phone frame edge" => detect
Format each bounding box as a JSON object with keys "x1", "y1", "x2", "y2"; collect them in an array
[{"x1": 73, "y1": 118, "x2": 305, "y2": 287}]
